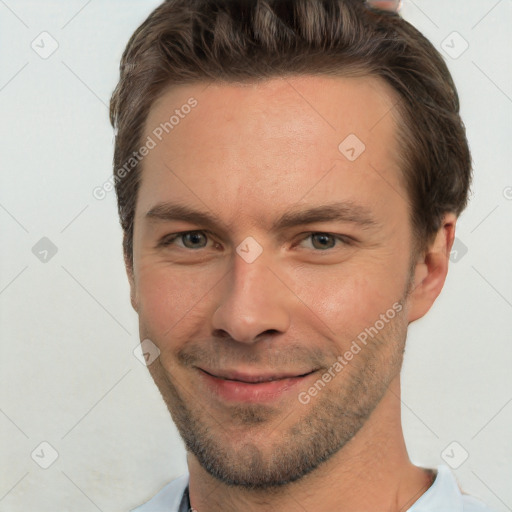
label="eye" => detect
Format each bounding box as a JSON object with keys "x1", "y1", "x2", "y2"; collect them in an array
[
  {"x1": 297, "y1": 232, "x2": 352, "y2": 251},
  {"x1": 158, "y1": 230, "x2": 352, "y2": 252},
  {"x1": 159, "y1": 230, "x2": 213, "y2": 250}
]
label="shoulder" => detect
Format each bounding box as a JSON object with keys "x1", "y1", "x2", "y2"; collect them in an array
[
  {"x1": 408, "y1": 465, "x2": 496, "y2": 512},
  {"x1": 130, "y1": 474, "x2": 189, "y2": 512},
  {"x1": 461, "y1": 493, "x2": 496, "y2": 512}
]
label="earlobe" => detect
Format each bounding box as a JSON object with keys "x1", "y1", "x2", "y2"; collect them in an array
[
  {"x1": 125, "y1": 255, "x2": 139, "y2": 313},
  {"x1": 128, "y1": 274, "x2": 139, "y2": 313},
  {"x1": 407, "y1": 213, "x2": 457, "y2": 323}
]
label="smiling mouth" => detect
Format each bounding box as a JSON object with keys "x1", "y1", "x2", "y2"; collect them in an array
[
  {"x1": 196, "y1": 367, "x2": 320, "y2": 403},
  {"x1": 198, "y1": 368, "x2": 317, "y2": 383}
]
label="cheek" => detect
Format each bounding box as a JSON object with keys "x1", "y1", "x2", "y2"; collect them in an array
[
  {"x1": 135, "y1": 262, "x2": 218, "y2": 348},
  {"x1": 287, "y1": 257, "x2": 407, "y2": 339}
]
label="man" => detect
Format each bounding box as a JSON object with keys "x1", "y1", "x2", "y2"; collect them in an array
[{"x1": 109, "y1": 0, "x2": 493, "y2": 510}]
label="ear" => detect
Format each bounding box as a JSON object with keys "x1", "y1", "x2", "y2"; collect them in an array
[
  {"x1": 124, "y1": 238, "x2": 139, "y2": 313},
  {"x1": 407, "y1": 213, "x2": 457, "y2": 323}
]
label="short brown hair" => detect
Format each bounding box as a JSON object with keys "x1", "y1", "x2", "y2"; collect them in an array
[{"x1": 110, "y1": 0, "x2": 472, "y2": 268}]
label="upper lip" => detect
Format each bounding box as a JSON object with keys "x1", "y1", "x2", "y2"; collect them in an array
[{"x1": 198, "y1": 367, "x2": 316, "y2": 383}]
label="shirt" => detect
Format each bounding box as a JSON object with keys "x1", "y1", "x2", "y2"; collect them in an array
[{"x1": 131, "y1": 465, "x2": 495, "y2": 511}]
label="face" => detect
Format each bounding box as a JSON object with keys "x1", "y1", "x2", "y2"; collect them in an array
[{"x1": 130, "y1": 75, "x2": 417, "y2": 488}]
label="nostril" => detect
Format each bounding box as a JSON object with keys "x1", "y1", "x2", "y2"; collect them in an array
[{"x1": 212, "y1": 329, "x2": 231, "y2": 340}]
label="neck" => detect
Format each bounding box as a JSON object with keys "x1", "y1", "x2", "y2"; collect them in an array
[{"x1": 187, "y1": 375, "x2": 434, "y2": 512}]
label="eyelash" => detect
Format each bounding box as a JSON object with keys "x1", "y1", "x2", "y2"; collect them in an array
[{"x1": 158, "y1": 230, "x2": 354, "y2": 251}]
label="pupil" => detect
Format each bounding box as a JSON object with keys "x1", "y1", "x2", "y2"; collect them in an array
[
  {"x1": 186, "y1": 233, "x2": 204, "y2": 248},
  {"x1": 314, "y1": 234, "x2": 333, "y2": 249}
]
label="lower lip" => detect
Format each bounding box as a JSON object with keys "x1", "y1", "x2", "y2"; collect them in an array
[{"x1": 199, "y1": 370, "x2": 313, "y2": 403}]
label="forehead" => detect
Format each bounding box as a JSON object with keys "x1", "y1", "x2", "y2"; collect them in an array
[
  {"x1": 145, "y1": 74, "x2": 400, "y2": 151},
  {"x1": 137, "y1": 74, "x2": 407, "y2": 227}
]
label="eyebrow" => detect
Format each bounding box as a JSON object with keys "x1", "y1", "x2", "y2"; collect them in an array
[{"x1": 145, "y1": 201, "x2": 379, "y2": 232}]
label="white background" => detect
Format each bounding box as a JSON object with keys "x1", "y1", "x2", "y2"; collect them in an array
[{"x1": 0, "y1": 1, "x2": 511, "y2": 510}]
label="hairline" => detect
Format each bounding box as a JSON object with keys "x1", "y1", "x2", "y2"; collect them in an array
[{"x1": 129, "y1": 69, "x2": 422, "y2": 263}]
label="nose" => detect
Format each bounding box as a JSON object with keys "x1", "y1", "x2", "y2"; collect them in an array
[{"x1": 211, "y1": 250, "x2": 291, "y2": 344}]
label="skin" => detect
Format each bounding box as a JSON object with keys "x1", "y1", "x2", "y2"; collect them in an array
[{"x1": 127, "y1": 75, "x2": 456, "y2": 511}]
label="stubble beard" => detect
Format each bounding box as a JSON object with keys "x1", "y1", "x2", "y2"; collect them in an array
[{"x1": 147, "y1": 294, "x2": 410, "y2": 490}]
